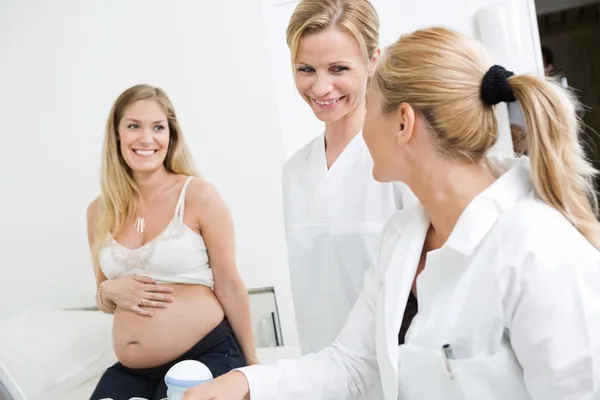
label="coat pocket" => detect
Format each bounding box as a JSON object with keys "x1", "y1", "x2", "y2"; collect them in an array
[
  {"x1": 398, "y1": 343, "x2": 531, "y2": 400},
  {"x1": 448, "y1": 344, "x2": 530, "y2": 400},
  {"x1": 397, "y1": 344, "x2": 464, "y2": 400}
]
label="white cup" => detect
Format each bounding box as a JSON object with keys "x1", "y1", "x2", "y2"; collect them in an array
[{"x1": 164, "y1": 360, "x2": 213, "y2": 400}]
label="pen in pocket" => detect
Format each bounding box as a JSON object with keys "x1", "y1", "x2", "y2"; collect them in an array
[
  {"x1": 442, "y1": 344, "x2": 455, "y2": 380},
  {"x1": 443, "y1": 344, "x2": 455, "y2": 360}
]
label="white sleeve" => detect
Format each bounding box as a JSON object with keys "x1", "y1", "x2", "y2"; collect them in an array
[
  {"x1": 507, "y1": 249, "x2": 600, "y2": 400},
  {"x1": 238, "y1": 263, "x2": 382, "y2": 400}
]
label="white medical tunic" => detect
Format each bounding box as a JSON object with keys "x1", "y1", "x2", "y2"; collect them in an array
[
  {"x1": 242, "y1": 155, "x2": 600, "y2": 400},
  {"x1": 282, "y1": 132, "x2": 408, "y2": 355}
]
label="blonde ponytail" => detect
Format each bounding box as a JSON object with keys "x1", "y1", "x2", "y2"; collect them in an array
[
  {"x1": 373, "y1": 26, "x2": 600, "y2": 248},
  {"x1": 509, "y1": 75, "x2": 600, "y2": 248}
]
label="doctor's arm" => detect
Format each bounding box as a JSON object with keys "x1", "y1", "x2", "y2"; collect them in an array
[
  {"x1": 507, "y1": 250, "x2": 600, "y2": 400},
  {"x1": 183, "y1": 262, "x2": 382, "y2": 400}
]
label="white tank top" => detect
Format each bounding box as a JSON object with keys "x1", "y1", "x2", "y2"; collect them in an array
[{"x1": 99, "y1": 176, "x2": 214, "y2": 288}]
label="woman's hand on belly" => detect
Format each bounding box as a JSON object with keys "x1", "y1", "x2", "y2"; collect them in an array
[
  {"x1": 103, "y1": 275, "x2": 174, "y2": 317},
  {"x1": 113, "y1": 284, "x2": 225, "y2": 369}
]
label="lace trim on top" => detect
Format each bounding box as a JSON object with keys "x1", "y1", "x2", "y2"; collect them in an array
[{"x1": 108, "y1": 216, "x2": 190, "y2": 271}]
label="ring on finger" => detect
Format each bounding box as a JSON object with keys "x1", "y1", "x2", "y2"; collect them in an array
[{"x1": 140, "y1": 299, "x2": 145, "y2": 306}]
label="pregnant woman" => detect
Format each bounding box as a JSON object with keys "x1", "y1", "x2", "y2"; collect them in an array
[{"x1": 86, "y1": 84, "x2": 256, "y2": 400}]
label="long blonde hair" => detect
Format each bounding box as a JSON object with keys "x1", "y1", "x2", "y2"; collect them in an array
[
  {"x1": 373, "y1": 27, "x2": 600, "y2": 248},
  {"x1": 286, "y1": 0, "x2": 380, "y2": 66},
  {"x1": 91, "y1": 84, "x2": 199, "y2": 277}
]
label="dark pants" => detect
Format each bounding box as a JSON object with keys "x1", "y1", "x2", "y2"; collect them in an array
[{"x1": 90, "y1": 318, "x2": 246, "y2": 400}]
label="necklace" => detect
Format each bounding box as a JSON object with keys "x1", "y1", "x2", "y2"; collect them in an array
[
  {"x1": 135, "y1": 177, "x2": 170, "y2": 236},
  {"x1": 134, "y1": 215, "x2": 147, "y2": 236}
]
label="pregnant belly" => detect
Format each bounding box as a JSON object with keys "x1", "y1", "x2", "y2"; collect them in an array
[{"x1": 113, "y1": 284, "x2": 225, "y2": 369}]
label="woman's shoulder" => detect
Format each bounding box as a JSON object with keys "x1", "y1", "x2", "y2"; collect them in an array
[
  {"x1": 500, "y1": 197, "x2": 600, "y2": 273},
  {"x1": 283, "y1": 135, "x2": 324, "y2": 173},
  {"x1": 182, "y1": 177, "x2": 233, "y2": 233},
  {"x1": 86, "y1": 197, "x2": 103, "y2": 244},
  {"x1": 183, "y1": 176, "x2": 226, "y2": 212},
  {"x1": 86, "y1": 197, "x2": 102, "y2": 224}
]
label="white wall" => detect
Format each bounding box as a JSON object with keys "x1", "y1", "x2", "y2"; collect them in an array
[
  {"x1": 0, "y1": 0, "x2": 298, "y2": 345},
  {"x1": 265, "y1": 0, "x2": 543, "y2": 160}
]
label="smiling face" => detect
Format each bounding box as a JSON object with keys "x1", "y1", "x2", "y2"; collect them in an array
[
  {"x1": 117, "y1": 99, "x2": 170, "y2": 175},
  {"x1": 294, "y1": 27, "x2": 374, "y2": 123}
]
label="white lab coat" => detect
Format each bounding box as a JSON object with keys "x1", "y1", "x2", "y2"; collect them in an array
[
  {"x1": 242, "y1": 155, "x2": 600, "y2": 400},
  {"x1": 282, "y1": 132, "x2": 410, "y2": 355}
]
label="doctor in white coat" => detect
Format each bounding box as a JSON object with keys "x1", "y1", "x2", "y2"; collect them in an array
[
  {"x1": 281, "y1": 0, "x2": 410, "y2": 357},
  {"x1": 183, "y1": 26, "x2": 600, "y2": 400}
]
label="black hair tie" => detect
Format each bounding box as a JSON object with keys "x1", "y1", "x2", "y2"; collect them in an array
[{"x1": 481, "y1": 65, "x2": 516, "y2": 106}]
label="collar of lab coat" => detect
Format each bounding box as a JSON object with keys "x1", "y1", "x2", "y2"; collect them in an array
[
  {"x1": 395, "y1": 155, "x2": 533, "y2": 256},
  {"x1": 314, "y1": 130, "x2": 365, "y2": 167}
]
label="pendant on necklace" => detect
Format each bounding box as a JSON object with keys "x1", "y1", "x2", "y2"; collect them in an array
[{"x1": 135, "y1": 215, "x2": 145, "y2": 235}]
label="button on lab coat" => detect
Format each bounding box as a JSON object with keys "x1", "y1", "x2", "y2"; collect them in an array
[
  {"x1": 282, "y1": 132, "x2": 410, "y2": 354},
  {"x1": 242, "y1": 156, "x2": 600, "y2": 400}
]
